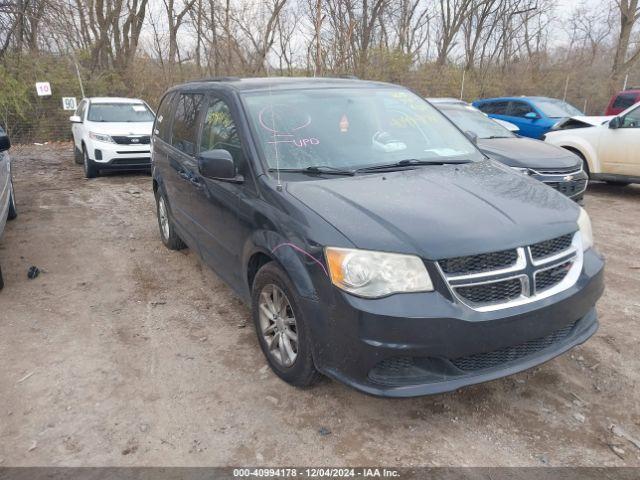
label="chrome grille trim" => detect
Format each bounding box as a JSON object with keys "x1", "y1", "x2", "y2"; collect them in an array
[
  {"x1": 529, "y1": 166, "x2": 584, "y2": 176},
  {"x1": 437, "y1": 232, "x2": 583, "y2": 312}
]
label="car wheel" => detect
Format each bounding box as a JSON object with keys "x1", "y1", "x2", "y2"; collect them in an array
[
  {"x1": 155, "y1": 190, "x2": 185, "y2": 250},
  {"x1": 83, "y1": 147, "x2": 98, "y2": 179},
  {"x1": 73, "y1": 145, "x2": 83, "y2": 164},
  {"x1": 7, "y1": 177, "x2": 17, "y2": 220},
  {"x1": 251, "y1": 262, "x2": 320, "y2": 387},
  {"x1": 605, "y1": 181, "x2": 630, "y2": 187}
]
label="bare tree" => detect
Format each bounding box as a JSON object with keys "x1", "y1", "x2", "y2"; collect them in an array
[{"x1": 611, "y1": 0, "x2": 640, "y2": 91}]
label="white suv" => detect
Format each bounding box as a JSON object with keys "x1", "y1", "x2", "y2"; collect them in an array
[{"x1": 70, "y1": 97, "x2": 155, "y2": 178}]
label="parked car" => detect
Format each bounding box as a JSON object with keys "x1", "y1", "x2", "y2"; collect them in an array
[
  {"x1": 426, "y1": 98, "x2": 520, "y2": 132},
  {"x1": 545, "y1": 102, "x2": 640, "y2": 186},
  {"x1": 70, "y1": 97, "x2": 155, "y2": 178},
  {"x1": 431, "y1": 100, "x2": 588, "y2": 202},
  {"x1": 605, "y1": 88, "x2": 640, "y2": 115},
  {"x1": 151, "y1": 77, "x2": 604, "y2": 397},
  {"x1": 473, "y1": 96, "x2": 583, "y2": 139},
  {"x1": 0, "y1": 125, "x2": 18, "y2": 289}
]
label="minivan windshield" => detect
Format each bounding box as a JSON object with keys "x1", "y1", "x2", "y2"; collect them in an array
[
  {"x1": 88, "y1": 103, "x2": 155, "y2": 122},
  {"x1": 440, "y1": 106, "x2": 514, "y2": 139},
  {"x1": 241, "y1": 88, "x2": 483, "y2": 172},
  {"x1": 531, "y1": 99, "x2": 582, "y2": 118}
]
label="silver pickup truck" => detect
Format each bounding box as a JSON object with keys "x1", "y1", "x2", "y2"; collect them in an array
[{"x1": 0, "y1": 126, "x2": 18, "y2": 289}]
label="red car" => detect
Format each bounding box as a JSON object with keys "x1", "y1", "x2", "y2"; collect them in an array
[{"x1": 605, "y1": 89, "x2": 640, "y2": 115}]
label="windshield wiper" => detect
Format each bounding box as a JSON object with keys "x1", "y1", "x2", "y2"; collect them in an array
[
  {"x1": 356, "y1": 158, "x2": 470, "y2": 173},
  {"x1": 269, "y1": 166, "x2": 355, "y2": 176}
]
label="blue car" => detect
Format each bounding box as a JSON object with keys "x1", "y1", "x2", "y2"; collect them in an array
[{"x1": 472, "y1": 96, "x2": 583, "y2": 139}]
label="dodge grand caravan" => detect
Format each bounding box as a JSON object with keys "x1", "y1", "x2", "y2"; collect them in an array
[{"x1": 151, "y1": 78, "x2": 604, "y2": 397}]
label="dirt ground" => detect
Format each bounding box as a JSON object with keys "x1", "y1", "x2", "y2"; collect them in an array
[{"x1": 0, "y1": 143, "x2": 639, "y2": 467}]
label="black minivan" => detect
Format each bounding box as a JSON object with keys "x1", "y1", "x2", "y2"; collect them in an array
[{"x1": 151, "y1": 77, "x2": 604, "y2": 397}]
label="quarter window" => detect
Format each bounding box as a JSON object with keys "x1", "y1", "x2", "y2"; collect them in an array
[
  {"x1": 155, "y1": 93, "x2": 175, "y2": 142},
  {"x1": 172, "y1": 93, "x2": 205, "y2": 156},
  {"x1": 200, "y1": 98, "x2": 245, "y2": 169}
]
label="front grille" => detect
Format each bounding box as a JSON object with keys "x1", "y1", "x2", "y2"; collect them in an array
[
  {"x1": 439, "y1": 249, "x2": 518, "y2": 276},
  {"x1": 530, "y1": 234, "x2": 573, "y2": 260},
  {"x1": 535, "y1": 261, "x2": 571, "y2": 292},
  {"x1": 112, "y1": 135, "x2": 151, "y2": 145},
  {"x1": 456, "y1": 278, "x2": 522, "y2": 305},
  {"x1": 437, "y1": 232, "x2": 579, "y2": 310},
  {"x1": 545, "y1": 179, "x2": 587, "y2": 197},
  {"x1": 451, "y1": 321, "x2": 576, "y2": 371},
  {"x1": 111, "y1": 157, "x2": 150, "y2": 165}
]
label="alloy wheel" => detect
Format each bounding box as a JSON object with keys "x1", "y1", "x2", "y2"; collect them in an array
[
  {"x1": 158, "y1": 196, "x2": 170, "y2": 241},
  {"x1": 258, "y1": 284, "x2": 298, "y2": 367}
]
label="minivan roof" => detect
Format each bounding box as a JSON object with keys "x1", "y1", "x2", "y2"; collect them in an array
[{"x1": 168, "y1": 76, "x2": 396, "y2": 93}]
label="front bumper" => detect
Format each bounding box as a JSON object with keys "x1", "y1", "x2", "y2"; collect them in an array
[
  {"x1": 88, "y1": 140, "x2": 151, "y2": 170},
  {"x1": 304, "y1": 249, "x2": 604, "y2": 397}
]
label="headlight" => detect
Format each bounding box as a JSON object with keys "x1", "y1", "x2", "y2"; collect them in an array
[
  {"x1": 89, "y1": 132, "x2": 115, "y2": 143},
  {"x1": 325, "y1": 247, "x2": 434, "y2": 298},
  {"x1": 577, "y1": 207, "x2": 593, "y2": 251},
  {"x1": 511, "y1": 167, "x2": 532, "y2": 175}
]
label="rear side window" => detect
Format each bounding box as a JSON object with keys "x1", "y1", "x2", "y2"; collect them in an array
[
  {"x1": 477, "y1": 101, "x2": 509, "y2": 115},
  {"x1": 154, "y1": 93, "x2": 175, "y2": 142},
  {"x1": 613, "y1": 93, "x2": 638, "y2": 110},
  {"x1": 508, "y1": 101, "x2": 535, "y2": 117},
  {"x1": 172, "y1": 93, "x2": 205, "y2": 156}
]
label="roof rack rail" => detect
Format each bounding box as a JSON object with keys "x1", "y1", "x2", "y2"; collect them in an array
[
  {"x1": 187, "y1": 76, "x2": 241, "y2": 83},
  {"x1": 624, "y1": 86, "x2": 640, "y2": 90},
  {"x1": 336, "y1": 74, "x2": 359, "y2": 79}
]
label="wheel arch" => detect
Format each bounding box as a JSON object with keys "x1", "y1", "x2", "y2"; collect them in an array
[
  {"x1": 242, "y1": 231, "x2": 322, "y2": 301},
  {"x1": 553, "y1": 138, "x2": 600, "y2": 174}
]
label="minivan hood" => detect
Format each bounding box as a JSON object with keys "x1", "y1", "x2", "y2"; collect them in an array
[
  {"x1": 84, "y1": 121, "x2": 153, "y2": 136},
  {"x1": 477, "y1": 137, "x2": 581, "y2": 170},
  {"x1": 287, "y1": 160, "x2": 580, "y2": 260}
]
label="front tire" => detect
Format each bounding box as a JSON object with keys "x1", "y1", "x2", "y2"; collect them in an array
[
  {"x1": 74, "y1": 145, "x2": 83, "y2": 164},
  {"x1": 155, "y1": 190, "x2": 185, "y2": 250},
  {"x1": 83, "y1": 147, "x2": 98, "y2": 178},
  {"x1": 251, "y1": 262, "x2": 320, "y2": 387},
  {"x1": 7, "y1": 177, "x2": 17, "y2": 220}
]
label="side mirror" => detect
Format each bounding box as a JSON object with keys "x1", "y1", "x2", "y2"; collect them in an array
[
  {"x1": 609, "y1": 117, "x2": 621, "y2": 129},
  {"x1": 464, "y1": 130, "x2": 479, "y2": 144},
  {"x1": 197, "y1": 149, "x2": 240, "y2": 181},
  {"x1": 524, "y1": 112, "x2": 539, "y2": 120},
  {"x1": 0, "y1": 132, "x2": 10, "y2": 152},
  {"x1": 69, "y1": 115, "x2": 82, "y2": 123}
]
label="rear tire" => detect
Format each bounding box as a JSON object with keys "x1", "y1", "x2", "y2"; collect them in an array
[
  {"x1": 83, "y1": 147, "x2": 98, "y2": 179},
  {"x1": 7, "y1": 177, "x2": 17, "y2": 220},
  {"x1": 155, "y1": 189, "x2": 185, "y2": 250},
  {"x1": 251, "y1": 262, "x2": 320, "y2": 388}
]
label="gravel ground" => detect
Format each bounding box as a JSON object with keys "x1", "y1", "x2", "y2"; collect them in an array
[{"x1": 0, "y1": 143, "x2": 639, "y2": 467}]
